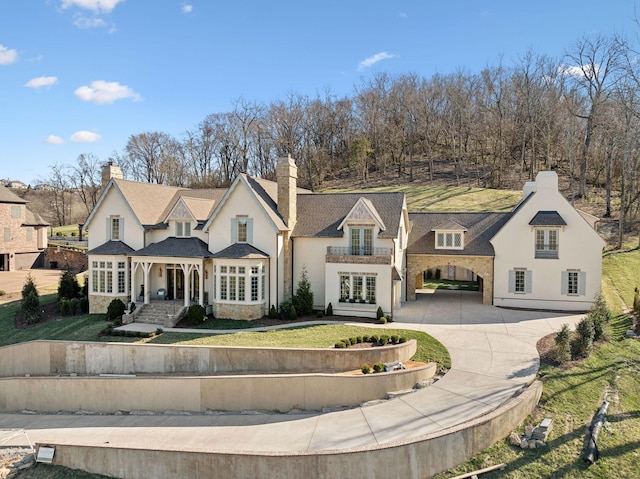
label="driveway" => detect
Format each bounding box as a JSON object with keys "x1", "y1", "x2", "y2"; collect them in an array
[
  {"x1": 0, "y1": 269, "x2": 62, "y2": 302},
  {"x1": 0, "y1": 290, "x2": 584, "y2": 461}
]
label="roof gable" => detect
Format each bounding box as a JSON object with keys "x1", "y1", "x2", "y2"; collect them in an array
[
  {"x1": 337, "y1": 197, "x2": 386, "y2": 232},
  {"x1": 0, "y1": 184, "x2": 27, "y2": 204},
  {"x1": 529, "y1": 210, "x2": 567, "y2": 226},
  {"x1": 166, "y1": 198, "x2": 195, "y2": 222}
]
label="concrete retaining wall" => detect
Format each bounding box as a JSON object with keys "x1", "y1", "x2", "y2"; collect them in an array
[
  {"x1": 38, "y1": 380, "x2": 542, "y2": 479},
  {"x1": 0, "y1": 364, "x2": 435, "y2": 413},
  {"x1": 0, "y1": 339, "x2": 417, "y2": 376}
]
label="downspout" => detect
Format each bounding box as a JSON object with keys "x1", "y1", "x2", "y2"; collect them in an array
[
  {"x1": 275, "y1": 232, "x2": 280, "y2": 311},
  {"x1": 391, "y1": 238, "x2": 396, "y2": 319}
]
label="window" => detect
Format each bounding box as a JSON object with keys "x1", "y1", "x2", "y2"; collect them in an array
[
  {"x1": 509, "y1": 269, "x2": 532, "y2": 294},
  {"x1": 339, "y1": 273, "x2": 377, "y2": 303},
  {"x1": 350, "y1": 227, "x2": 374, "y2": 255},
  {"x1": 27, "y1": 229, "x2": 33, "y2": 241},
  {"x1": 92, "y1": 260, "x2": 115, "y2": 294},
  {"x1": 535, "y1": 228, "x2": 558, "y2": 259},
  {"x1": 176, "y1": 221, "x2": 191, "y2": 237},
  {"x1": 4, "y1": 228, "x2": 10, "y2": 242},
  {"x1": 117, "y1": 262, "x2": 126, "y2": 294},
  {"x1": 562, "y1": 270, "x2": 586, "y2": 296},
  {"x1": 238, "y1": 219, "x2": 247, "y2": 242},
  {"x1": 217, "y1": 263, "x2": 265, "y2": 303},
  {"x1": 232, "y1": 217, "x2": 252, "y2": 243},
  {"x1": 110, "y1": 216, "x2": 121, "y2": 241},
  {"x1": 436, "y1": 231, "x2": 464, "y2": 250},
  {"x1": 11, "y1": 206, "x2": 20, "y2": 219}
]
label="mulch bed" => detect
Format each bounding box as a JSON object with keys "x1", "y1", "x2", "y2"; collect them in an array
[
  {"x1": 14, "y1": 301, "x2": 60, "y2": 329},
  {"x1": 173, "y1": 314, "x2": 381, "y2": 329}
]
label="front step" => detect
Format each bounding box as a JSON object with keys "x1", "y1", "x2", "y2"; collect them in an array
[{"x1": 133, "y1": 300, "x2": 185, "y2": 325}]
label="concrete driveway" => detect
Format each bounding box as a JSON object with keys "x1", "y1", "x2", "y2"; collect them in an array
[{"x1": 0, "y1": 269, "x2": 62, "y2": 301}]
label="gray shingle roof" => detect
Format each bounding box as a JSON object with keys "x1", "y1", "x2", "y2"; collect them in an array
[
  {"x1": 407, "y1": 212, "x2": 511, "y2": 256},
  {"x1": 87, "y1": 241, "x2": 135, "y2": 255},
  {"x1": 431, "y1": 219, "x2": 467, "y2": 231},
  {"x1": 132, "y1": 237, "x2": 213, "y2": 258},
  {"x1": 293, "y1": 192, "x2": 405, "y2": 238},
  {"x1": 211, "y1": 243, "x2": 269, "y2": 259},
  {"x1": 529, "y1": 210, "x2": 567, "y2": 226}
]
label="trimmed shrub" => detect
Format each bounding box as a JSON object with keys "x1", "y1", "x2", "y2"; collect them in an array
[
  {"x1": 362, "y1": 334, "x2": 370, "y2": 342},
  {"x1": 571, "y1": 316, "x2": 594, "y2": 359},
  {"x1": 586, "y1": 292, "x2": 610, "y2": 342},
  {"x1": 58, "y1": 298, "x2": 79, "y2": 316},
  {"x1": 293, "y1": 267, "x2": 314, "y2": 316},
  {"x1": 554, "y1": 323, "x2": 571, "y2": 363},
  {"x1": 361, "y1": 364, "x2": 371, "y2": 374},
  {"x1": 334, "y1": 341, "x2": 347, "y2": 349},
  {"x1": 106, "y1": 299, "x2": 126, "y2": 323},
  {"x1": 279, "y1": 299, "x2": 294, "y2": 320},
  {"x1": 370, "y1": 334, "x2": 379, "y2": 344},
  {"x1": 379, "y1": 335, "x2": 389, "y2": 345},
  {"x1": 0, "y1": 290, "x2": 6, "y2": 296},
  {"x1": 155, "y1": 328, "x2": 164, "y2": 335},
  {"x1": 187, "y1": 304, "x2": 206, "y2": 325},
  {"x1": 316, "y1": 310, "x2": 324, "y2": 318},
  {"x1": 373, "y1": 362, "x2": 385, "y2": 373},
  {"x1": 326, "y1": 302, "x2": 333, "y2": 316},
  {"x1": 349, "y1": 337, "x2": 357, "y2": 345},
  {"x1": 376, "y1": 306, "x2": 384, "y2": 319},
  {"x1": 269, "y1": 304, "x2": 278, "y2": 319},
  {"x1": 378, "y1": 316, "x2": 387, "y2": 324},
  {"x1": 356, "y1": 336, "x2": 363, "y2": 343},
  {"x1": 390, "y1": 335, "x2": 399, "y2": 344},
  {"x1": 21, "y1": 275, "x2": 41, "y2": 325},
  {"x1": 399, "y1": 336, "x2": 407, "y2": 343}
]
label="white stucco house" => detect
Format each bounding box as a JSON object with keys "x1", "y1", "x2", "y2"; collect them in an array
[{"x1": 84, "y1": 160, "x2": 604, "y2": 321}]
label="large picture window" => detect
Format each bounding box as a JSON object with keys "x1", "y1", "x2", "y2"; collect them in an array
[
  {"x1": 339, "y1": 273, "x2": 377, "y2": 303},
  {"x1": 217, "y1": 263, "x2": 265, "y2": 303},
  {"x1": 91, "y1": 260, "x2": 114, "y2": 294}
]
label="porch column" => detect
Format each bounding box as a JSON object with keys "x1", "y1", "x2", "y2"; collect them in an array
[
  {"x1": 181, "y1": 263, "x2": 193, "y2": 307},
  {"x1": 130, "y1": 261, "x2": 137, "y2": 304},
  {"x1": 142, "y1": 262, "x2": 152, "y2": 304},
  {"x1": 198, "y1": 261, "x2": 204, "y2": 306}
]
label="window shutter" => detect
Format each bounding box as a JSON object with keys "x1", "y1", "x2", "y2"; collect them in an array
[
  {"x1": 525, "y1": 270, "x2": 533, "y2": 294},
  {"x1": 579, "y1": 272, "x2": 587, "y2": 296},
  {"x1": 230, "y1": 218, "x2": 237, "y2": 243},
  {"x1": 561, "y1": 271, "x2": 568, "y2": 295},
  {"x1": 508, "y1": 270, "x2": 515, "y2": 293},
  {"x1": 247, "y1": 218, "x2": 253, "y2": 243},
  {"x1": 106, "y1": 218, "x2": 110, "y2": 241}
]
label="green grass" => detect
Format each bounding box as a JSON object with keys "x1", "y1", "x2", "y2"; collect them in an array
[
  {"x1": 602, "y1": 246, "x2": 640, "y2": 310},
  {"x1": 51, "y1": 225, "x2": 87, "y2": 237},
  {"x1": 321, "y1": 184, "x2": 522, "y2": 212},
  {"x1": 423, "y1": 279, "x2": 480, "y2": 291}
]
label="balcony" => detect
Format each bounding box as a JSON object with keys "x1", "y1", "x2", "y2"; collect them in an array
[
  {"x1": 535, "y1": 247, "x2": 558, "y2": 259},
  {"x1": 326, "y1": 246, "x2": 392, "y2": 265}
]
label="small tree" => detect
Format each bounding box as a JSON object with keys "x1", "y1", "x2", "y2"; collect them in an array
[
  {"x1": 58, "y1": 267, "x2": 80, "y2": 300},
  {"x1": 554, "y1": 323, "x2": 571, "y2": 363},
  {"x1": 586, "y1": 292, "x2": 610, "y2": 342},
  {"x1": 293, "y1": 267, "x2": 314, "y2": 316},
  {"x1": 21, "y1": 274, "x2": 41, "y2": 324},
  {"x1": 571, "y1": 316, "x2": 594, "y2": 359}
]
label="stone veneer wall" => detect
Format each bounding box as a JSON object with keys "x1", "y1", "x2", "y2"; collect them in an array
[
  {"x1": 44, "y1": 247, "x2": 88, "y2": 273},
  {"x1": 89, "y1": 294, "x2": 129, "y2": 314},
  {"x1": 213, "y1": 302, "x2": 266, "y2": 320}
]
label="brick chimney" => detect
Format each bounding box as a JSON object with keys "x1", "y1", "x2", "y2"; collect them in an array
[{"x1": 276, "y1": 155, "x2": 298, "y2": 230}]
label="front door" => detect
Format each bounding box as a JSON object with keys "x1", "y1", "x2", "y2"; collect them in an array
[{"x1": 167, "y1": 266, "x2": 185, "y2": 300}]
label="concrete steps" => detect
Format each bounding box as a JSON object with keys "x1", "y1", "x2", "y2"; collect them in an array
[{"x1": 134, "y1": 300, "x2": 185, "y2": 325}]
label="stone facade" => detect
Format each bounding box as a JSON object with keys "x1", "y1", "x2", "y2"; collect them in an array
[
  {"x1": 214, "y1": 302, "x2": 266, "y2": 321},
  {"x1": 89, "y1": 294, "x2": 129, "y2": 314},
  {"x1": 44, "y1": 247, "x2": 88, "y2": 272},
  {"x1": 277, "y1": 155, "x2": 297, "y2": 299},
  {"x1": 407, "y1": 254, "x2": 494, "y2": 304}
]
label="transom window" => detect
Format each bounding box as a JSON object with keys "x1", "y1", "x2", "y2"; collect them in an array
[
  {"x1": 535, "y1": 228, "x2": 558, "y2": 259},
  {"x1": 176, "y1": 221, "x2": 191, "y2": 237},
  {"x1": 350, "y1": 227, "x2": 374, "y2": 255},
  {"x1": 436, "y1": 231, "x2": 464, "y2": 250}
]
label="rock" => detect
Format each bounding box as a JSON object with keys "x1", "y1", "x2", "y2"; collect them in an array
[
  {"x1": 529, "y1": 441, "x2": 537, "y2": 449},
  {"x1": 519, "y1": 438, "x2": 529, "y2": 449},
  {"x1": 414, "y1": 379, "x2": 434, "y2": 389},
  {"x1": 534, "y1": 440, "x2": 546, "y2": 448},
  {"x1": 625, "y1": 330, "x2": 637, "y2": 338},
  {"x1": 509, "y1": 432, "x2": 522, "y2": 447},
  {"x1": 525, "y1": 425, "x2": 534, "y2": 439}
]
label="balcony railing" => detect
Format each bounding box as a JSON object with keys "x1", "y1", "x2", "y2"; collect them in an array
[
  {"x1": 326, "y1": 246, "x2": 392, "y2": 256},
  {"x1": 535, "y1": 247, "x2": 558, "y2": 259}
]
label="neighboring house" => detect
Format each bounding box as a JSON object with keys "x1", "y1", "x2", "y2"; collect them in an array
[
  {"x1": 407, "y1": 171, "x2": 605, "y2": 311},
  {"x1": 0, "y1": 184, "x2": 49, "y2": 271},
  {"x1": 85, "y1": 162, "x2": 603, "y2": 319}
]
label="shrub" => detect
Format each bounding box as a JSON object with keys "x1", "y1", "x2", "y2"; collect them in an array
[
  {"x1": 356, "y1": 336, "x2": 363, "y2": 343},
  {"x1": 399, "y1": 336, "x2": 407, "y2": 343},
  {"x1": 58, "y1": 298, "x2": 79, "y2": 316},
  {"x1": 373, "y1": 362, "x2": 385, "y2": 373},
  {"x1": 386, "y1": 315, "x2": 393, "y2": 323},
  {"x1": 370, "y1": 334, "x2": 379, "y2": 343},
  {"x1": 571, "y1": 316, "x2": 594, "y2": 359},
  {"x1": 326, "y1": 302, "x2": 333, "y2": 316},
  {"x1": 106, "y1": 298, "x2": 126, "y2": 322},
  {"x1": 0, "y1": 290, "x2": 5, "y2": 296},
  {"x1": 586, "y1": 292, "x2": 610, "y2": 342},
  {"x1": 376, "y1": 306, "x2": 384, "y2": 319},
  {"x1": 554, "y1": 323, "x2": 571, "y2": 363},
  {"x1": 362, "y1": 334, "x2": 370, "y2": 342},
  {"x1": 279, "y1": 299, "x2": 294, "y2": 320},
  {"x1": 187, "y1": 304, "x2": 206, "y2": 325},
  {"x1": 390, "y1": 335, "x2": 399, "y2": 344},
  {"x1": 269, "y1": 304, "x2": 278, "y2": 319},
  {"x1": 379, "y1": 335, "x2": 389, "y2": 345},
  {"x1": 378, "y1": 317, "x2": 387, "y2": 324},
  {"x1": 349, "y1": 337, "x2": 357, "y2": 345},
  {"x1": 334, "y1": 341, "x2": 347, "y2": 349},
  {"x1": 634, "y1": 287, "x2": 640, "y2": 315},
  {"x1": 21, "y1": 275, "x2": 41, "y2": 324},
  {"x1": 361, "y1": 364, "x2": 371, "y2": 374},
  {"x1": 290, "y1": 304, "x2": 297, "y2": 321},
  {"x1": 293, "y1": 267, "x2": 314, "y2": 316},
  {"x1": 316, "y1": 310, "x2": 324, "y2": 318},
  {"x1": 57, "y1": 267, "x2": 80, "y2": 300},
  {"x1": 155, "y1": 328, "x2": 164, "y2": 335}
]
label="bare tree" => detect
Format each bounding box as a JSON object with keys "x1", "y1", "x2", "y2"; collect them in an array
[{"x1": 69, "y1": 153, "x2": 102, "y2": 215}]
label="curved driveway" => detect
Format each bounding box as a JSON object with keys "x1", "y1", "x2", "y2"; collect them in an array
[{"x1": 0, "y1": 290, "x2": 583, "y2": 455}]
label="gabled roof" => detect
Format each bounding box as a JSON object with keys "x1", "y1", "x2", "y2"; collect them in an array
[
  {"x1": 408, "y1": 212, "x2": 511, "y2": 256},
  {"x1": 111, "y1": 179, "x2": 185, "y2": 226},
  {"x1": 529, "y1": 210, "x2": 567, "y2": 226},
  {"x1": 431, "y1": 219, "x2": 467, "y2": 231},
  {"x1": 23, "y1": 209, "x2": 49, "y2": 226},
  {"x1": 211, "y1": 243, "x2": 270, "y2": 259},
  {"x1": 159, "y1": 188, "x2": 226, "y2": 223},
  {"x1": 0, "y1": 184, "x2": 27, "y2": 204},
  {"x1": 87, "y1": 241, "x2": 135, "y2": 255},
  {"x1": 293, "y1": 192, "x2": 405, "y2": 238},
  {"x1": 337, "y1": 197, "x2": 386, "y2": 232},
  {"x1": 132, "y1": 237, "x2": 213, "y2": 258}
]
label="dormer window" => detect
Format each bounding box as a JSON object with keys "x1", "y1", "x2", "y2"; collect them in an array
[
  {"x1": 436, "y1": 231, "x2": 463, "y2": 250},
  {"x1": 176, "y1": 221, "x2": 191, "y2": 237},
  {"x1": 351, "y1": 226, "x2": 374, "y2": 256}
]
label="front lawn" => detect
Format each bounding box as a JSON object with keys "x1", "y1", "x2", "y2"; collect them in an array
[{"x1": 423, "y1": 279, "x2": 480, "y2": 291}]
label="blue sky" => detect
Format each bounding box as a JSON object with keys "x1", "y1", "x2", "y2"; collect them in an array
[{"x1": 1, "y1": 0, "x2": 637, "y2": 185}]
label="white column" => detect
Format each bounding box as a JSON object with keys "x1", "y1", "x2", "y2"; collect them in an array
[
  {"x1": 130, "y1": 261, "x2": 137, "y2": 304},
  {"x1": 142, "y1": 262, "x2": 152, "y2": 304},
  {"x1": 181, "y1": 263, "x2": 193, "y2": 307},
  {"x1": 198, "y1": 262, "x2": 204, "y2": 306}
]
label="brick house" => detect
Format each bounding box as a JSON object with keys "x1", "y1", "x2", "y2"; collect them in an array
[{"x1": 0, "y1": 184, "x2": 49, "y2": 271}]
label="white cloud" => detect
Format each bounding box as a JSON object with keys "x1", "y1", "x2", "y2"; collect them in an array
[
  {"x1": 74, "y1": 80, "x2": 141, "y2": 104},
  {"x1": 72, "y1": 14, "x2": 110, "y2": 30},
  {"x1": 46, "y1": 135, "x2": 64, "y2": 144},
  {"x1": 70, "y1": 130, "x2": 102, "y2": 142},
  {"x1": 0, "y1": 44, "x2": 18, "y2": 65},
  {"x1": 25, "y1": 76, "x2": 59, "y2": 89},
  {"x1": 559, "y1": 63, "x2": 600, "y2": 79},
  {"x1": 357, "y1": 52, "x2": 395, "y2": 71},
  {"x1": 61, "y1": 0, "x2": 124, "y2": 13},
  {"x1": 182, "y1": 4, "x2": 193, "y2": 13}
]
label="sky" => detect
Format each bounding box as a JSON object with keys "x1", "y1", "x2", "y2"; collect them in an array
[{"x1": 1, "y1": 0, "x2": 638, "y2": 185}]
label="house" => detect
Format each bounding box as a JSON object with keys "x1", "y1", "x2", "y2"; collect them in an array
[
  {"x1": 85, "y1": 161, "x2": 603, "y2": 320},
  {"x1": 407, "y1": 171, "x2": 605, "y2": 311},
  {"x1": 0, "y1": 184, "x2": 49, "y2": 271}
]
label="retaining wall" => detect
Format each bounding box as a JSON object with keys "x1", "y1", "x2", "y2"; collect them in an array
[
  {"x1": 36, "y1": 380, "x2": 543, "y2": 479},
  {"x1": 0, "y1": 339, "x2": 417, "y2": 376}
]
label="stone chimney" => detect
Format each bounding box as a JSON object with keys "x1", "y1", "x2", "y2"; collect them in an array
[
  {"x1": 276, "y1": 155, "x2": 298, "y2": 230},
  {"x1": 101, "y1": 161, "x2": 123, "y2": 186}
]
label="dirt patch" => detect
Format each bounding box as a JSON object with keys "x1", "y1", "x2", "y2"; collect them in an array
[{"x1": 536, "y1": 332, "x2": 607, "y2": 369}]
